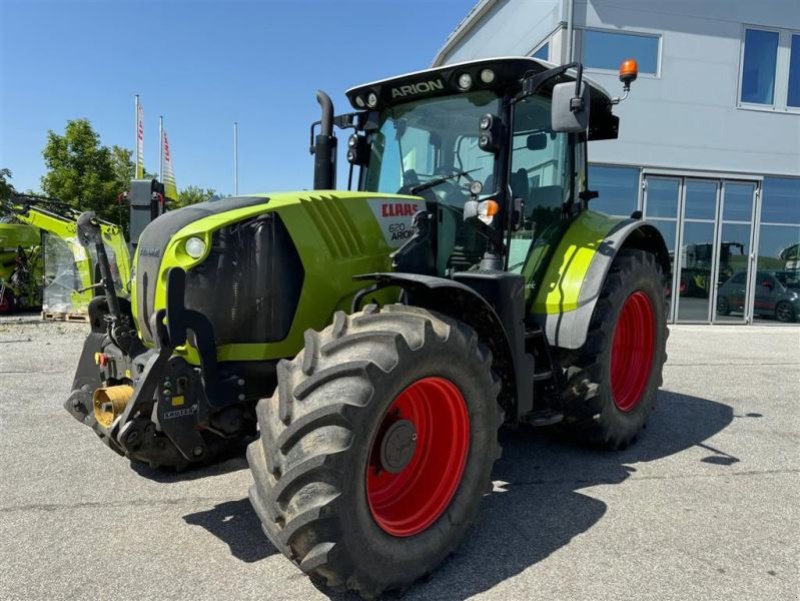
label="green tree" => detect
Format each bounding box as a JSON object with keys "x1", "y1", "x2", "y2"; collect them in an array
[
  {"x1": 175, "y1": 185, "x2": 221, "y2": 208},
  {"x1": 0, "y1": 168, "x2": 15, "y2": 202},
  {"x1": 41, "y1": 119, "x2": 120, "y2": 221},
  {"x1": 109, "y1": 145, "x2": 156, "y2": 192}
]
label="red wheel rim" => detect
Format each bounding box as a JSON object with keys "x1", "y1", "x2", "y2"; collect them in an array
[
  {"x1": 610, "y1": 291, "x2": 656, "y2": 412},
  {"x1": 366, "y1": 377, "x2": 470, "y2": 537}
]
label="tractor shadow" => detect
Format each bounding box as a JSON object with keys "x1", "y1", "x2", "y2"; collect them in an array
[{"x1": 182, "y1": 497, "x2": 278, "y2": 562}]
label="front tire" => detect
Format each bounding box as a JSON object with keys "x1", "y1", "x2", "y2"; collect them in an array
[
  {"x1": 247, "y1": 304, "x2": 502, "y2": 598},
  {"x1": 558, "y1": 249, "x2": 668, "y2": 449}
]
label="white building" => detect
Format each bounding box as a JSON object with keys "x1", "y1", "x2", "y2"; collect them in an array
[{"x1": 434, "y1": 0, "x2": 800, "y2": 325}]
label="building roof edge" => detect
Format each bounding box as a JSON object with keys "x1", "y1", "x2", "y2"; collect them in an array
[{"x1": 431, "y1": 0, "x2": 499, "y2": 67}]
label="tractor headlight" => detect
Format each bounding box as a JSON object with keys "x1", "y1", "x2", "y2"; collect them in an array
[
  {"x1": 354, "y1": 95, "x2": 366, "y2": 108},
  {"x1": 184, "y1": 237, "x2": 207, "y2": 259},
  {"x1": 366, "y1": 92, "x2": 378, "y2": 108}
]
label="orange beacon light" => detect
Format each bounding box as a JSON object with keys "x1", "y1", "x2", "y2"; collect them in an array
[{"x1": 619, "y1": 59, "x2": 639, "y2": 90}]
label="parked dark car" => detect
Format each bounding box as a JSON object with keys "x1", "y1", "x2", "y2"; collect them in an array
[{"x1": 717, "y1": 269, "x2": 799, "y2": 322}]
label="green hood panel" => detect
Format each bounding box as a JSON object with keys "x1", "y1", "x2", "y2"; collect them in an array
[{"x1": 132, "y1": 191, "x2": 424, "y2": 362}]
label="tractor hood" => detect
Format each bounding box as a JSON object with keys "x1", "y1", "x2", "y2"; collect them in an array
[{"x1": 132, "y1": 191, "x2": 424, "y2": 353}]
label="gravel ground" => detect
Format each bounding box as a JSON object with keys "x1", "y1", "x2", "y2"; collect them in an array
[{"x1": 0, "y1": 316, "x2": 797, "y2": 601}]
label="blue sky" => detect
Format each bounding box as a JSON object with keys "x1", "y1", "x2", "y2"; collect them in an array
[{"x1": 0, "y1": 0, "x2": 475, "y2": 196}]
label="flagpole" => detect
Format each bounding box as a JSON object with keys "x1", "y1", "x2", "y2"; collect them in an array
[
  {"x1": 134, "y1": 94, "x2": 140, "y2": 159},
  {"x1": 134, "y1": 94, "x2": 140, "y2": 179},
  {"x1": 233, "y1": 121, "x2": 239, "y2": 195},
  {"x1": 159, "y1": 115, "x2": 164, "y2": 182}
]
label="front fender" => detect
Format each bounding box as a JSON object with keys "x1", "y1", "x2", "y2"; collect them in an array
[
  {"x1": 355, "y1": 272, "x2": 520, "y2": 416},
  {"x1": 530, "y1": 211, "x2": 669, "y2": 350}
]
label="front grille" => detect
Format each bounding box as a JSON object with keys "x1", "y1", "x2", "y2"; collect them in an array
[
  {"x1": 183, "y1": 214, "x2": 303, "y2": 345},
  {"x1": 135, "y1": 196, "x2": 271, "y2": 344}
]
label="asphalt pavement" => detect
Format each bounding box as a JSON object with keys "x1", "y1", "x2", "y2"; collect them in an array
[{"x1": 0, "y1": 316, "x2": 797, "y2": 601}]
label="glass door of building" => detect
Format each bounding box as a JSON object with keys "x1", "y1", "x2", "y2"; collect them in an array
[
  {"x1": 642, "y1": 174, "x2": 759, "y2": 324},
  {"x1": 642, "y1": 177, "x2": 680, "y2": 320},
  {"x1": 675, "y1": 179, "x2": 720, "y2": 322},
  {"x1": 713, "y1": 182, "x2": 757, "y2": 323}
]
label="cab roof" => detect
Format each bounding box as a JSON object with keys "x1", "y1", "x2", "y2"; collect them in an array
[{"x1": 345, "y1": 57, "x2": 619, "y2": 141}]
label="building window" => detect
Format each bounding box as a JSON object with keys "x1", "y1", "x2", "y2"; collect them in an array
[
  {"x1": 761, "y1": 178, "x2": 800, "y2": 225},
  {"x1": 789, "y1": 34, "x2": 800, "y2": 108},
  {"x1": 581, "y1": 29, "x2": 659, "y2": 75},
  {"x1": 740, "y1": 28, "x2": 780, "y2": 105},
  {"x1": 588, "y1": 165, "x2": 640, "y2": 217},
  {"x1": 532, "y1": 42, "x2": 549, "y2": 61},
  {"x1": 754, "y1": 177, "x2": 800, "y2": 324}
]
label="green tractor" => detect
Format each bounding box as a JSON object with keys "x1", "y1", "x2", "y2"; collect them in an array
[
  {"x1": 68, "y1": 57, "x2": 668, "y2": 596},
  {"x1": 3, "y1": 196, "x2": 132, "y2": 313},
  {"x1": 0, "y1": 222, "x2": 42, "y2": 313}
]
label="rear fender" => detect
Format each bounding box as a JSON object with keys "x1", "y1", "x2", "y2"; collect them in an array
[{"x1": 530, "y1": 213, "x2": 669, "y2": 350}]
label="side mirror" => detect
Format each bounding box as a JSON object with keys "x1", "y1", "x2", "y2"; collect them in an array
[
  {"x1": 760, "y1": 279, "x2": 774, "y2": 290},
  {"x1": 551, "y1": 82, "x2": 590, "y2": 133}
]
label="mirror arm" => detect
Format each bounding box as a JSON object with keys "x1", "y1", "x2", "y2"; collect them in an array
[
  {"x1": 514, "y1": 61, "x2": 580, "y2": 104},
  {"x1": 570, "y1": 63, "x2": 585, "y2": 112},
  {"x1": 333, "y1": 112, "x2": 360, "y2": 130}
]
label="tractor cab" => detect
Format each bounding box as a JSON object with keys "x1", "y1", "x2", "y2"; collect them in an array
[{"x1": 314, "y1": 57, "x2": 625, "y2": 281}]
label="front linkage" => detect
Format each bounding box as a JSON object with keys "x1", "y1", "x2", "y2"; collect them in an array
[{"x1": 65, "y1": 213, "x2": 254, "y2": 468}]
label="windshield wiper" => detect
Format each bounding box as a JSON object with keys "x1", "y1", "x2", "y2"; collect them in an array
[{"x1": 409, "y1": 168, "x2": 480, "y2": 195}]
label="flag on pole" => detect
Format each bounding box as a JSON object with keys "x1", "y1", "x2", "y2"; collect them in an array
[
  {"x1": 161, "y1": 128, "x2": 178, "y2": 200},
  {"x1": 135, "y1": 100, "x2": 144, "y2": 179}
]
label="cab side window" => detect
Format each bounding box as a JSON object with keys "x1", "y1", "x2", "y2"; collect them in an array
[{"x1": 508, "y1": 95, "x2": 568, "y2": 273}]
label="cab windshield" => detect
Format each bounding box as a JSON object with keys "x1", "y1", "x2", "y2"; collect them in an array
[
  {"x1": 361, "y1": 91, "x2": 499, "y2": 274},
  {"x1": 362, "y1": 91, "x2": 499, "y2": 199}
]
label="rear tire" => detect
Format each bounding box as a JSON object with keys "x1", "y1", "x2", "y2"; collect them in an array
[
  {"x1": 558, "y1": 250, "x2": 668, "y2": 449},
  {"x1": 247, "y1": 304, "x2": 502, "y2": 598}
]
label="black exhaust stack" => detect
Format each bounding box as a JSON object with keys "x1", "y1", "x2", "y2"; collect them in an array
[{"x1": 312, "y1": 90, "x2": 337, "y2": 190}]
